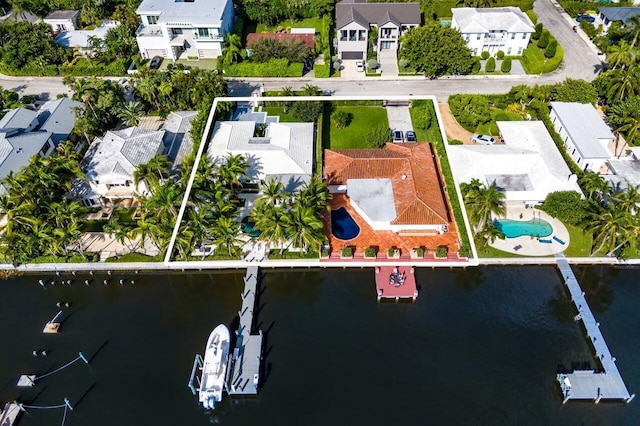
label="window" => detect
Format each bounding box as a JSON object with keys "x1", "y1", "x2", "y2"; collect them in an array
[
  {"x1": 358, "y1": 30, "x2": 366, "y2": 41},
  {"x1": 171, "y1": 28, "x2": 183, "y2": 36},
  {"x1": 517, "y1": 47, "x2": 522, "y2": 55},
  {"x1": 198, "y1": 28, "x2": 210, "y2": 37},
  {"x1": 41, "y1": 141, "x2": 51, "y2": 154},
  {"x1": 381, "y1": 28, "x2": 392, "y2": 38},
  {"x1": 349, "y1": 30, "x2": 356, "y2": 41},
  {"x1": 511, "y1": 33, "x2": 515, "y2": 39},
  {"x1": 340, "y1": 30, "x2": 347, "y2": 41},
  {"x1": 477, "y1": 34, "x2": 481, "y2": 40},
  {"x1": 522, "y1": 33, "x2": 526, "y2": 39},
  {"x1": 507, "y1": 47, "x2": 512, "y2": 55},
  {"x1": 147, "y1": 15, "x2": 158, "y2": 25}
]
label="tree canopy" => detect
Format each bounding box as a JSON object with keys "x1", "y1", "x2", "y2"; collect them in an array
[
  {"x1": 248, "y1": 37, "x2": 312, "y2": 63},
  {"x1": 0, "y1": 21, "x2": 69, "y2": 68},
  {"x1": 400, "y1": 22, "x2": 473, "y2": 78}
]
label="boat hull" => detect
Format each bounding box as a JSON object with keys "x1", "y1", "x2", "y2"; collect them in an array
[{"x1": 198, "y1": 324, "x2": 230, "y2": 410}]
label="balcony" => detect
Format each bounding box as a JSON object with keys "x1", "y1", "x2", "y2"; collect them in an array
[
  {"x1": 484, "y1": 33, "x2": 506, "y2": 41},
  {"x1": 136, "y1": 24, "x2": 163, "y2": 37},
  {"x1": 193, "y1": 33, "x2": 223, "y2": 42}
]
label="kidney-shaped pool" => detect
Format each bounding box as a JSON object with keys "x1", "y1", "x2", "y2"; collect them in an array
[{"x1": 331, "y1": 207, "x2": 360, "y2": 240}]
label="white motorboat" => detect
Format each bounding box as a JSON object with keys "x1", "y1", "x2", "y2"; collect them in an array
[{"x1": 198, "y1": 324, "x2": 230, "y2": 410}]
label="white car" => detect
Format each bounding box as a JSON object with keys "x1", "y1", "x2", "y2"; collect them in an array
[
  {"x1": 471, "y1": 134, "x2": 496, "y2": 145},
  {"x1": 355, "y1": 60, "x2": 364, "y2": 72}
]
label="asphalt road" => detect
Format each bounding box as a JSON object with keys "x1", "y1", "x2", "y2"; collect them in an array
[{"x1": 0, "y1": 0, "x2": 605, "y2": 102}]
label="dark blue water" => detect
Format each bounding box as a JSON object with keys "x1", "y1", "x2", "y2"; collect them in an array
[
  {"x1": 331, "y1": 207, "x2": 360, "y2": 240},
  {"x1": 0, "y1": 266, "x2": 638, "y2": 425}
]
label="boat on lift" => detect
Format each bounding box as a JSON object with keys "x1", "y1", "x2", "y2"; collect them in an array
[{"x1": 198, "y1": 324, "x2": 230, "y2": 410}]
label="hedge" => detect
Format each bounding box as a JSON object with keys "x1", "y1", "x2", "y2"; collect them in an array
[
  {"x1": 0, "y1": 58, "x2": 129, "y2": 77},
  {"x1": 501, "y1": 57, "x2": 512, "y2": 72},
  {"x1": 520, "y1": 39, "x2": 564, "y2": 74},
  {"x1": 225, "y1": 58, "x2": 304, "y2": 77},
  {"x1": 314, "y1": 63, "x2": 330, "y2": 78}
]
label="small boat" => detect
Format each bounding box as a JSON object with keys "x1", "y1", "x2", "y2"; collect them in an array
[{"x1": 198, "y1": 324, "x2": 230, "y2": 410}]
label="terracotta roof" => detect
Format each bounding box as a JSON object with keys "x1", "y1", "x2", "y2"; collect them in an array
[
  {"x1": 324, "y1": 143, "x2": 450, "y2": 225},
  {"x1": 246, "y1": 32, "x2": 315, "y2": 50}
]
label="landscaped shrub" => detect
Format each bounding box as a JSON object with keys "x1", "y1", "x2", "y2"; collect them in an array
[
  {"x1": 481, "y1": 51, "x2": 490, "y2": 60},
  {"x1": 472, "y1": 57, "x2": 481, "y2": 73},
  {"x1": 333, "y1": 61, "x2": 341, "y2": 71},
  {"x1": 367, "y1": 59, "x2": 379, "y2": 69},
  {"x1": 538, "y1": 30, "x2": 550, "y2": 49},
  {"x1": 341, "y1": 247, "x2": 353, "y2": 257},
  {"x1": 331, "y1": 110, "x2": 353, "y2": 129},
  {"x1": 448, "y1": 94, "x2": 492, "y2": 131},
  {"x1": 532, "y1": 22, "x2": 543, "y2": 40},
  {"x1": 314, "y1": 63, "x2": 330, "y2": 78},
  {"x1": 225, "y1": 58, "x2": 304, "y2": 77},
  {"x1": 435, "y1": 246, "x2": 448, "y2": 258},
  {"x1": 449, "y1": 139, "x2": 463, "y2": 145},
  {"x1": 364, "y1": 247, "x2": 376, "y2": 257},
  {"x1": 398, "y1": 59, "x2": 408, "y2": 69},
  {"x1": 485, "y1": 57, "x2": 496, "y2": 72},
  {"x1": 501, "y1": 57, "x2": 512, "y2": 72},
  {"x1": 387, "y1": 247, "x2": 399, "y2": 257},
  {"x1": 496, "y1": 50, "x2": 505, "y2": 59},
  {"x1": 580, "y1": 21, "x2": 598, "y2": 38},
  {"x1": 540, "y1": 191, "x2": 592, "y2": 226},
  {"x1": 545, "y1": 40, "x2": 557, "y2": 58},
  {"x1": 414, "y1": 247, "x2": 425, "y2": 257}
]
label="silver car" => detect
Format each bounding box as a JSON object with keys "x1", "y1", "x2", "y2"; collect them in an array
[{"x1": 471, "y1": 134, "x2": 496, "y2": 145}]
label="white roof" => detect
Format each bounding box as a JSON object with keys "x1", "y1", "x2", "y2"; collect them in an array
[
  {"x1": 347, "y1": 178, "x2": 396, "y2": 221},
  {"x1": 137, "y1": 0, "x2": 229, "y2": 26},
  {"x1": 207, "y1": 120, "x2": 314, "y2": 185},
  {"x1": 83, "y1": 127, "x2": 165, "y2": 184},
  {"x1": 448, "y1": 121, "x2": 583, "y2": 202},
  {"x1": 54, "y1": 21, "x2": 119, "y2": 48},
  {"x1": 551, "y1": 102, "x2": 614, "y2": 159},
  {"x1": 452, "y1": 7, "x2": 534, "y2": 33}
]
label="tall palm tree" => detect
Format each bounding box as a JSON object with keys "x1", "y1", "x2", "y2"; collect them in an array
[
  {"x1": 128, "y1": 214, "x2": 159, "y2": 254},
  {"x1": 616, "y1": 109, "x2": 640, "y2": 147},
  {"x1": 466, "y1": 181, "x2": 506, "y2": 232},
  {"x1": 610, "y1": 184, "x2": 640, "y2": 213},
  {"x1": 216, "y1": 154, "x2": 249, "y2": 189},
  {"x1": 210, "y1": 216, "x2": 244, "y2": 257},
  {"x1": 222, "y1": 34, "x2": 243, "y2": 66},
  {"x1": 297, "y1": 175, "x2": 331, "y2": 215},
  {"x1": 260, "y1": 178, "x2": 287, "y2": 206},
  {"x1": 579, "y1": 172, "x2": 610, "y2": 201},
  {"x1": 251, "y1": 202, "x2": 288, "y2": 246},
  {"x1": 606, "y1": 67, "x2": 640, "y2": 102},
  {"x1": 282, "y1": 202, "x2": 325, "y2": 253},
  {"x1": 118, "y1": 101, "x2": 144, "y2": 126},
  {"x1": 606, "y1": 41, "x2": 636, "y2": 69},
  {"x1": 588, "y1": 208, "x2": 631, "y2": 256},
  {"x1": 625, "y1": 14, "x2": 640, "y2": 47}
]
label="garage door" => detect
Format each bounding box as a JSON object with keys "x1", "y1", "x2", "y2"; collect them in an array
[
  {"x1": 341, "y1": 51, "x2": 363, "y2": 60},
  {"x1": 145, "y1": 49, "x2": 167, "y2": 59}
]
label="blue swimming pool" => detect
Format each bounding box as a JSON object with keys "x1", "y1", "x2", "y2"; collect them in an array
[
  {"x1": 494, "y1": 218, "x2": 553, "y2": 238},
  {"x1": 331, "y1": 207, "x2": 360, "y2": 240},
  {"x1": 241, "y1": 216, "x2": 261, "y2": 237}
]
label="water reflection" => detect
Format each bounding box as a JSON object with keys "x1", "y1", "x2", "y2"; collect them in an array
[
  {"x1": 547, "y1": 284, "x2": 575, "y2": 323},
  {"x1": 576, "y1": 267, "x2": 615, "y2": 314}
]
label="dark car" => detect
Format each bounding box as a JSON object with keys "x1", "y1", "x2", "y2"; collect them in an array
[
  {"x1": 576, "y1": 15, "x2": 595, "y2": 23},
  {"x1": 405, "y1": 130, "x2": 417, "y2": 142},
  {"x1": 149, "y1": 56, "x2": 163, "y2": 69},
  {"x1": 391, "y1": 129, "x2": 404, "y2": 143}
]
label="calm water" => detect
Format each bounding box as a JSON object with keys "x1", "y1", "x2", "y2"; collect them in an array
[{"x1": 1, "y1": 266, "x2": 639, "y2": 425}]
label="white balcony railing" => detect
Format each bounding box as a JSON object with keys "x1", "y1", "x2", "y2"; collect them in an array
[{"x1": 136, "y1": 24, "x2": 163, "y2": 37}]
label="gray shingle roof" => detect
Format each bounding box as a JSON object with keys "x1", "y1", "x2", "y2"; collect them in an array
[
  {"x1": 44, "y1": 10, "x2": 79, "y2": 20},
  {"x1": 599, "y1": 7, "x2": 640, "y2": 25},
  {"x1": 163, "y1": 111, "x2": 197, "y2": 174},
  {"x1": 0, "y1": 109, "x2": 37, "y2": 131},
  {"x1": 551, "y1": 102, "x2": 614, "y2": 159},
  {"x1": 83, "y1": 127, "x2": 165, "y2": 183},
  {"x1": 0, "y1": 131, "x2": 52, "y2": 184},
  {"x1": 37, "y1": 98, "x2": 83, "y2": 145},
  {"x1": 452, "y1": 7, "x2": 534, "y2": 33},
  {"x1": 336, "y1": 1, "x2": 420, "y2": 29}
]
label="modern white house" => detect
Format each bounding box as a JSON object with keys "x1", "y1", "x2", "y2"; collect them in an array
[
  {"x1": 43, "y1": 10, "x2": 79, "y2": 33},
  {"x1": 335, "y1": 0, "x2": 420, "y2": 60},
  {"x1": 452, "y1": 7, "x2": 534, "y2": 56},
  {"x1": 550, "y1": 102, "x2": 614, "y2": 173},
  {"x1": 598, "y1": 7, "x2": 640, "y2": 33},
  {"x1": 448, "y1": 121, "x2": 583, "y2": 204},
  {"x1": 207, "y1": 112, "x2": 314, "y2": 192},
  {"x1": 135, "y1": 0, "x2": 235, "y2": 61}
]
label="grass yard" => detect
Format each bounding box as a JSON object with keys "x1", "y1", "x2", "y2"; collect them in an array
[
  {"x1": 520, "y1": 40, "x2": 564, "y2": 74},
  {"x1": 476, "y1": 109, "x2": 523, "y2": 135},
  {"x1": 563, "y1": 223, "x2": 593, "y2": 257},
  {"x1": 256, "y1": 17, "x2": 323, "y2": 33},
  {"x1": 474, "y1": 238, "x2": 530, "y2": 258},
  {"x1": 105, "y1": 252, "x2": 159, "y2": 262},
  {"x1": 324, "y1": 106, "x2": 389, "y2": 149},
  {"x1": 260, "y1": 107, "x2": 298, "y2": 122}
]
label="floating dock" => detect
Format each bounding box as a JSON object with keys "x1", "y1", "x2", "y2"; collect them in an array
[
  {"x1": 0, "y1": 403, "x2": 21, "y2": 425},
  {"x1": 555, "y1": 254, "x2": 634, "y2": 403},
  {"x1": 227, "y1": 265, "x2": 263, "y2": 396},
  {"x1": 375, "y1": 266, "x2": 418, "y2": 302}
]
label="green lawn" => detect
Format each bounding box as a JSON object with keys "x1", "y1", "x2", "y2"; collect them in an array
[
  {"x1": 520, "y1": 40, "x2": 564, "y2": 74},
  {"x1": 260, "y1": 107, "x2": 298, "y2": 122},
  {"x1": 325, "y1": 106, "x2": 389, "y2": 149},
  {"x1": 256, "y1": 17, "x2": 323, "y2": 33},
  {"x1": 563, "y1": 223, "x2": 593, "y2": 257},
  {"x1": 476, "y1": 109, "x2": 523, "y2": 135},
  {"x1": 474, "y1": 238, "x2": 529, "y2": 258},
  {"x1": 105, "y1": 252, "x2": 159, "y2": 262}
]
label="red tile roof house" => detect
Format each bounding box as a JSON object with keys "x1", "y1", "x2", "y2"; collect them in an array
[{"x1": 323, "y1": 143, "x2": 461, "y2": 259}]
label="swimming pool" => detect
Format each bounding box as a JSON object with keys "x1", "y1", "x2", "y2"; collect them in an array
[
  {"x1": 494, "y1": 218, "x2": 553, "y2": 238},
  {"x1": 331, "y1": 207, "x2": 360, "y2": 240},
  {"x1": 241, "y1": 216, "x2": 261, "y2": 237}
]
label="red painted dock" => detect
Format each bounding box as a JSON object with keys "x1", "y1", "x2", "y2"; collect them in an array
[{"x1": 375, "y1": 266, "x2": 418, "y2": 302}]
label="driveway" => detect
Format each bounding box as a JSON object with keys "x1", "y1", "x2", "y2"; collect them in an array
[
  {"x1": 386, "y1": 105, "x2": 413, "y2": 134},
  {"x1": 340, "y1": 60, "x2": 365, "y2": 79},
  {"x1": 438, "y1": 103, "x2": 473, "y2": 143},
  {"x1": 378, "y1": 50, "x2": 399, "y2": 77}
]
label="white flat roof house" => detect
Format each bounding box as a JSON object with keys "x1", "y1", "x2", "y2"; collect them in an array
[
  {"x1": 207, "y1": 117, "x2": 314, "y2": 192},
  {"x1": 43, "y1": 10, "x2": 79, "y2": 33},
  {"x1": 135, "y1": 0, "x2": 234, "y2": 61},
  {"x1": 448, "y1": 121, "x2": 583, "y2": 204},
  {"x1": 550, "y1": 102, "x2": 614, "y2": 173},
  {"x1": 452, "y1": 7, "x2": 534, "y2": 56}
]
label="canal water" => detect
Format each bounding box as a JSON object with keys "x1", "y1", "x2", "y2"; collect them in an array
[{"x1": 1, "y1": 266, "x2": 638, "y2": 425}]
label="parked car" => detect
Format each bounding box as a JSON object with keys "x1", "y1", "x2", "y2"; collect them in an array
[
  {"x1": 471, "y1": 134, "x2": 496, "y2": 145},
  {"x1": 405, "y1": 130, "x2": 417, "y2": 142},
  {"x1": 149, "y1": 56, "x2": 163, "y2": 69},
  {"x1": 576, "y1": 15, "x2": 595, "y2": 23},
  {"x1": 392, "y1": 130, "x2": 404, "y2": 143},
  {"x1": 355, "y1": 60, "x2": 364, "y2": 72}
]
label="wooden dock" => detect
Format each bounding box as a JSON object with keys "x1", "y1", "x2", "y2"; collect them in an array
[
  {"x1": 227, "y1": 265, "x2": 263, "y2": 396},
  {"x1": 555, "y1": 254, "x2": 634, "y2": 403},
  {"x1": 375, "y1": 266, "x2": 418, "y2": 301},
  {"x1": 0, "y1": 403, "x2": 22, "y2": 425}
]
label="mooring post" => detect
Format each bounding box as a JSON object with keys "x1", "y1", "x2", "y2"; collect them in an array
[
  {"x1": 64, "y1": 398, "x2": 73, "y2": 410},
  {"x1": 79, "y1": 352, "x2": 89, "y2": 364}
]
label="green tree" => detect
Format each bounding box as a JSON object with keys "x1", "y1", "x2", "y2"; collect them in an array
[
  {"x1": 501, "y1": 57, "x2": 512, "y2": 73},
  {"x1": 400, "y1": 23, "x2": 473, "y2": 78},
  {"x1": 545, "y1": 40, "x2": 557, "y2": 58},
  {"x1": 331, "y1": 110, "x2": 353, "y2": 129},
  {"x1": 465, "y1": 181, "x2": 506, "y2": 232},
  {"x1": 552, "y1": 78, "x2": 598, "y2": 104},
  {"x1": 223, "y1": 33, "x2": 243, "y2": 66},
  {"x1": 216, "y1": 154, "x2": 250, "y2": 189},
  {"x1": 588, "y1": 208, "x2": 632, "y2": 255},
  {"x1": 532, "y1": 22, "x2": 543, "y2": 40},
  {"x1": 118, "y1": 101, "x2": 144, "y2": 126},
  {"x1": 616, "y1": 108, "x2": 640, "y2": 146},
  {"x1": 210, "y1": 217, "x2": 244, "y2": 257},
  {"x1": 606, "y1": 41, "x2": 636, "y2": 69},
  {"x1": 282, "y1": 202, "x2": 325, "y2": 253},
  {"x1": 291, "y1": 101, "x2": 323, "y2": 122},
  {"x1": 247, "y1": 37, "x2": 312, "y2": 63},
  {"x1": 538, "y1": 30, "x2": 550, "y2": 49},
  {"x1": 606, "y1": 67, "x2": 640, "y2": 102},
  {"x1": 365, "y1": 124, "x2": 390, "y2": 148},
  {"x1": 485, "y1": 57, "x2": 496, "y2": 72}
]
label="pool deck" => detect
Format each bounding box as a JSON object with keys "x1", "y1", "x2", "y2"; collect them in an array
[{"x1": 489, "y1": 204, "x2": 570, "y2": 256}]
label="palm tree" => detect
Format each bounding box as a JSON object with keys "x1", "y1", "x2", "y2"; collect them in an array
[
  {"x1": 118, "y1": 101, "x2": 144, "y2": 126},
  {"x1": 579, "y1": 172, "x2": 610, "y2": 201},
  {"x1": 588, "y1": 208, "x2": 631, "y2": 256},
  {"x1": 466, "y1": 181, "x2": 506, "y2": 232},
  {"x1": 282, "y1": 203, "x2": 325, "y2": 254},
  {"x1": 281, "y1": 86, "x2": 294, "y2": 112},
  {"x1": 297, "y1": 175, "x2": 331, "y2": 215},
  {"x1": 158, "y1": 81, "x2": 174, "y2": 105},
  {"x1": 606, "y1": 67, "x2": 640, "y2": 102},
  {"x1": 216, "y1": 154, "x2": 249, "y2": 189},
  {"x1": 251, "y1": 202, "x2": 288, "y2": 246},
  {"x1": 128, "y1": 214, "x2": 159, "y2": 254},
  {"x1": 210, "y1": 217, "x2": 243, "y2": 257},
  {"x1": 625, "y1": 14, "x2": 640, "y2": 47},
  {"x1": 610, "y1": 184, "x2": 640, "y2": 213},
  {"x1": 606, "y1": 41, "x2": 636, "y2": 69},
  {"x1": 616, "y1": 109, "x2": 640, "y2": 147},
  {"x1": 222, "y1": 34, "x2": 243, "y2": 66},
  {"x1": 301, "y1": 84, "x2": 320, "y2": 96},
  {"x1": 143, "y1": 182, "x2": 183, "y2": 223},
  {"x1": 260, "y1": 178, "x2": 287, "y2": 206}
]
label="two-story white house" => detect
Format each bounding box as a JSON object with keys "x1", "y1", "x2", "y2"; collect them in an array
[
  {"x1": 452, "y1": 7, "x2": 534, "y2": 56},
  {"x1": 550, "y1": 102, "x2": 614, "y2": 173},
  {"x1": 135, "y1": 0, "x2": 234, "y2": 61},
  {"x1": 43, "y1": 10, "x2": 79, "y2": 34},
  {"x1": 335, "y1": 0, "x2": 420, "y2": 61}
]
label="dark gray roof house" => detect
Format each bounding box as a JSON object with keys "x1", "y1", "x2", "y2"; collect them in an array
[
  {"x1": 37, "y1": 98, "x2": 83, "y2": 145},
  {"x1": 599, "y1": 7, "x2": 640, "y2": 26}
]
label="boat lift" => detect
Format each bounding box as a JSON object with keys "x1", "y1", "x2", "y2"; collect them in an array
[{"x1": 187, "y1": 354, "x2": 204, "y2": 396}]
